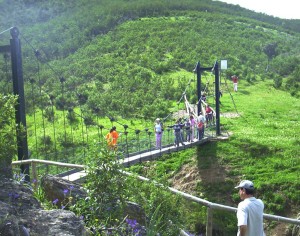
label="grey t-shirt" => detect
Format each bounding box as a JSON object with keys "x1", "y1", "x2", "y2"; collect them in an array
[{"x1": 237, "y1": 197, "x2": 265, "y2": 236}]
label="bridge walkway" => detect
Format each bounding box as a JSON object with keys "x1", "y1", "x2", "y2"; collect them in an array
[{"x1": 61, "y1": 136, "x2": 212, "y2": 182}]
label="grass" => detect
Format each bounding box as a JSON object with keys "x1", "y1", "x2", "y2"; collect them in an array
[
  {"x1": 23, "y1": 74, "x2": 299, "y2": 234},
  {"x1": 128, "y1": 77, "x2": 300, "y2": 216}
]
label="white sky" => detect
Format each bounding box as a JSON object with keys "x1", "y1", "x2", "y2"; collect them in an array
[{"x1": 216, "y1": 0, "x2": 299, "y2": 19}]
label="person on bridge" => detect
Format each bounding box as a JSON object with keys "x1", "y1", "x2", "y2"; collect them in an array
[
  {"x1": 154, "y1": 118, "x2": 163, "y2": 149},
  {"x1": 172, "y1": 119, "x2": 185, "y2": 147},
  {"x1": 105, "y1": 128, "x2": 113, "y2": 149},
  {"x1": 201, "y1": 92, "x2": 207, "y2": 102},
  {"x1": 111, "y1": 126, "x2": 119, "y2": 150},
  {"x1": 189, "y1": 115, "x2": 196, "y2": 142},
  {"x1": 184, "y1": 118, "x2": 192, "y2": 142},
  {"x1": 205, "y1": 104, "x2": 214, "y2": 126},
  {"x1": 197, "y1": 112, "x2": 205, "y2": 140},
  {"x1": 231, "y1": 75, "x2": 239, "y2": 92},
  {"x1": 235, "y1": 180, "x2": 265, "y2": 236}
]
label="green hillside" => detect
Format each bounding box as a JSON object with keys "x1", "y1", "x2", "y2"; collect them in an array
[
  {"x1": 1, "y1": 0, "x2": 299, "y2": 120},
  {"x1": 0, "y1": 0, "x2": 299, "y2": 235}
]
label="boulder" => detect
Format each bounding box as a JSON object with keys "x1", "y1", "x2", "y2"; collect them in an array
[
  {"x1": 41, "y1": 175, "x2": 146, "y2": 227},
  {"x1": 41, "y1": 174, "x2": 86, "y2": 208},
  {"x1": 0, "y1": 178, "x2": 89, "y2": 236}
]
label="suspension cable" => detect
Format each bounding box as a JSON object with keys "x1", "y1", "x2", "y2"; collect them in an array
[{"x1": 0, "y1": 27, "x2": 13, "y2": 37}]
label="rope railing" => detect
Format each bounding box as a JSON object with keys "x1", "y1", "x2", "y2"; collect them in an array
[{"x1": 11, "y1": 159, "x2": 300, "y2": 236}]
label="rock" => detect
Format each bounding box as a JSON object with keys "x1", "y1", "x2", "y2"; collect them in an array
[
  {"x1": 41, "y1": 175, "x2": 147, "y2": 227},
  {"x1": 41, "y1": 175, "x2": 86, "y2": 208},
  {"x1": 0, "y1": 177, "x2": 89, "y2": 236}
]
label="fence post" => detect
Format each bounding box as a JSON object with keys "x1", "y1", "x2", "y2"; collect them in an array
[{"x1": 206, "y1": 206, "x2": 213, "y2": 236}]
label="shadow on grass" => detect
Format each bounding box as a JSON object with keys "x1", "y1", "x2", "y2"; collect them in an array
[
  {"x1": 237, "y1": 90, "x2": 250, "y2": 95},
  {"x1": 194, "y1": 141, "x2": 237, "y2": 235},
  {"x1": 238, "y1": 138, "x2": 274, "y2": 158}
]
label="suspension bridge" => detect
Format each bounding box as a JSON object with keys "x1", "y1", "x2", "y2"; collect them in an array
[
  {"x1": 0, "y1": 26, "x2": 229, "y2": 181},
  {"x1": 3, "y1": 26, "x2": 300, "y2": 236}
]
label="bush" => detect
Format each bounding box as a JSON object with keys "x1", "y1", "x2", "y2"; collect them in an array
[
  {"x1": 273, "y1": 76, "x2": 282, "y2": 88},
  {"x1": 71, "y1": 143, "x2": 184, "y2": 235},
  {"x1": 0, "y1": 94, "x2": 18, "y2": 178}
]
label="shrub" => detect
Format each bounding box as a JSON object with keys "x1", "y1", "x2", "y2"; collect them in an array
[
  {"x1": 0, "y1": 94, "x2": 18, "y2": 178},
  {"x1": 273, "y1": 76, "x2": 282, "y2": 88}
]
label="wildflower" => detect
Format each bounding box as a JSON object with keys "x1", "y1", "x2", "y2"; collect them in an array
[
  {"x1": 70, "y1": 185, "x2": 74, "y2": 190},
  {"x1": 126, "y1": 218, "x2": 138, "y2": 228},
  {"x1": 79, "y1": 215, "x2": 84, "y2": 220},
  {"x1": 63, "y1": 189, "x2": 69, "y2": 195},
  {"x1": 8, "y1": 192, "x2": 20, "y2": 200},
  {"x1": 61, "y1": 205, "x2": 65, "y2": 209},
  {"x1": 52, "y1": 198, "x2": 59, "y2": 205}
]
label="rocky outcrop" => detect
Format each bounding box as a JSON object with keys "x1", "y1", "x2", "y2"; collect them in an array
[
  {"x1": 0, "y1": 178, "x2": 89, "y2": 236},
  {"x1": 41, "y1": 174, "x2": 146, "y2": 226},
  {"x1": 41, "y1": 174, "x2": 86, "y2": 209}
]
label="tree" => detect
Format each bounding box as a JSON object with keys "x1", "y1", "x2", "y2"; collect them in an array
[{"x1": 263, "y1": 43, "x2": 278, "y2": 72}]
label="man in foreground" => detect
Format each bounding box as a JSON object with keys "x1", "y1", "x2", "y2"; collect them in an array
[{"x1": 235, "y1": 180, "x2": 265, "y2": 236}]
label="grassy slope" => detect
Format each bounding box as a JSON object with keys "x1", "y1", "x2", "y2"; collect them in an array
[
  {"x1": 129, "y1": 77, "x2": 300, "y2": 217},
  {"x1": 219, "y1": 79, "x2": 299, "y2": 202}
]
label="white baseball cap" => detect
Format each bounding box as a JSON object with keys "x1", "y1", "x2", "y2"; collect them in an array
[{"x1": 235, "y1": 180, "x2": 255, "y2": 190}]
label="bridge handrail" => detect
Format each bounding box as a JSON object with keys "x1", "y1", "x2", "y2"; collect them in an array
[{"x1": 12, "y1": 159, "x2": 300, "y2": 236}]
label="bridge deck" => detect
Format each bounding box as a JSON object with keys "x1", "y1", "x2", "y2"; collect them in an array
[{"x1": 61, "y1": 136, "x2": 212, "y2": 182}]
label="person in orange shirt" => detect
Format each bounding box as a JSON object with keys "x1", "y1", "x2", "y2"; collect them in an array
[
  {"x1": 111, "y1": 126, "x2": 119, "y2": 149},
  {"x1": 105, "y1": 128, "x2": 113, "y2": 149}
]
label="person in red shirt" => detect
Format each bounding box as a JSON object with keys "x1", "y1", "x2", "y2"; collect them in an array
[
  {"x1": 205, "y1": 104, "x2": 214, "y2": 126},
  {"x1": 231, "y1": 75, "x2": 239, "y2": 92}
]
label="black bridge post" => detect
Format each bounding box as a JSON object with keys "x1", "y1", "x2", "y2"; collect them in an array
[
  {"x1": 214, "y1": 61, "x2": 221, "y2": 136},
  {"x1": 196, "y1": 61, "x2": 221, "y2": 136},
  {"x1": 10, "y1": 27, "x2": 30, "y2": 182},
  {"x1": 195, "y1": 62, "x2": 201, "y2": 115}
]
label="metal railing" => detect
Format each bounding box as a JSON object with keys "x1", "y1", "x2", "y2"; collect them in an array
[{"x1": 12, "y1": 159, "x2": 300, "y2": 236}]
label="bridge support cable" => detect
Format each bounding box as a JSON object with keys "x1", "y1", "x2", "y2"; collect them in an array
[
  {"x1": 59, "y1": 76, "x2": 68, "y2": 154},
  {"x1": 21, "y1": 32, "x2": 77, "y2": 161},
  {"x1": 49, "y1": 95, "x2": 58, "y2": 159},
  {"x1": 28, "y1": 79, "x2": 38, "y2": 154}
]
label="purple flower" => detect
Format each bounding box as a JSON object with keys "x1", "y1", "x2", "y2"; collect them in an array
[
  {"x1": 126, "y1": 218, "x2": 138, "y2": 228},
  {"x1": 61, "y1": 205, "x2": 65, "y2": 209},
  {"x1": 79, "y1": 215, "x2": 84, "y2": 220},
  {"x1": 63, "y1": 189, "x2": 69, "y2": 195},
  {"x1": 52, "y1": 198, "x2": 59, "y2": 205},
  {"x1": 8, "y1": 192, "x2": 19, "y2": 200},
  {"x1": 70, "y1": 185, "x2": 74, "y2": 190}
]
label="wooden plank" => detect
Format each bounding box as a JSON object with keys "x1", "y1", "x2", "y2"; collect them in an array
[{"x1": 61, "y1": 170, "x2": 87, "y2": 182}]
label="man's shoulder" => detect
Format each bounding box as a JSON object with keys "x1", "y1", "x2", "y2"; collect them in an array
[{"x1": 244, "y1": 197, "x2": 264, "y2": 208}]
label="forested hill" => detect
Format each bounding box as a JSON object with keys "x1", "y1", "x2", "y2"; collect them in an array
[{"x1": 0, "y1": 0, "x2": 299, "y2": 119}]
